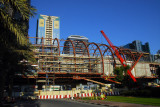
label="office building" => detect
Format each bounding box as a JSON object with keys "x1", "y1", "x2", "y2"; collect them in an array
[
  {"x1": 142, "y1": 42, "x2": 150, "y2": 53},
  {"x1": 36, "y1": 14, "x2": 60, "y2": 45},
  {"x1": 123, "y1": 40, "x2": 150, "y2": 53},
  {"x1": 63, "y1": 35, "x2": 88, "y2": 54},
  {"x1": 132, "y1": 40, "x2": 142, "y2": 52}
]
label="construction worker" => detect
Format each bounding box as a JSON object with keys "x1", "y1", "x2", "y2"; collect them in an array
[{"x1": 101, "y1": 93, "x2": 104, "y2": 100}]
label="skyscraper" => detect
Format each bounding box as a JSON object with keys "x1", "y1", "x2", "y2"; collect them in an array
[
  {"x1": 123, "y1": 40, "x2": 150, "y2": 53},
  {"x1": 132, "y1": 40, "x2": 143, "y2": 52},
  {"x1": 36, "y1": 14, "x2": 60, "y2": 45},
  {"x1": 142, "y1": 42, "x2": 150, "y2": 53},
  {"x1": 63, "y1": 35, "x2": 88, "y2": 54}
]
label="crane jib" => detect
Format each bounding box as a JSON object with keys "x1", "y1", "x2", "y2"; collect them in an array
[{"x1": 100, "y1": 30, "x2": 137, "y2": 82}]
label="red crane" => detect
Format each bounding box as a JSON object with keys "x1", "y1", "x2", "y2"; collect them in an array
[{"x1": 100, "y1": 30, "x2": 138, "y2": 82}]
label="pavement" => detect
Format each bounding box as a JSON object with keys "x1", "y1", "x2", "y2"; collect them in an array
[
  {"x1": 11, "y1": 99, "x2": 106, "y2": 107},
  {"x1": 73, "y1": 99, "x2": 159, "y2": 107},
  {"x1": 2, "y1": 98, "x2": 159, "y2": 107}
]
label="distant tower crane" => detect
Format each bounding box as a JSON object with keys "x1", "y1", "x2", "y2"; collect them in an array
[{"x1": 100, "y1": 30, "x2": 143, "y2": 82}]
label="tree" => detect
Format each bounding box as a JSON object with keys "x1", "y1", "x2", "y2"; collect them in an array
[
  {"x1": 0, "y1": 0, "x2": 36, "y2": 46},
  {"x1": 0, "y1": 0, "x2": 36, "y2": 105},
  {"x1": 113, "y1": 65, "x2": 137, "y2": 88},
  {"x1": 113, "y1": 65, "x2": 130, "y2": 82},
  {"x1": 114, "y1": 65, "x2": 144, "y2": 88}
]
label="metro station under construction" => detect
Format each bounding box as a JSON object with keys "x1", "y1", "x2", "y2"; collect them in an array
[
  {"x1": 10, "y1": 33, "x2": 160, "y2": 99},
  {"x1": 21, "y1": 36, "x2": 159, "y2": 89}
]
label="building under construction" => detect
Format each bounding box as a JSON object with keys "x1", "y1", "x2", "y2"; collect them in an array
[{"x1": 23, "y1": 36, "x2": 160, "y2": 91}]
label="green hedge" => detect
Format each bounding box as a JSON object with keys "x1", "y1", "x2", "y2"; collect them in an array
[{"x1": 121, "y1": 87, "x2": 160, "y2": 98}]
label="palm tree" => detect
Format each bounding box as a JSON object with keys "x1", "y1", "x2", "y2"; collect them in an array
[
  {"x1": 0, "y1": 0, "x2": 36, "y2": 45},
  {"x1": 0, "y1": 0, "x2": 36, "y2": 104}
]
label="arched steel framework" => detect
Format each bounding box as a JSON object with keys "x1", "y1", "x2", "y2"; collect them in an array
[
  {"x1": 29, "y1": 37, "x2": 152, "y2": 79},
  {"x1": 99, "y1": 44, "x2": 116, "y2": 62},
  {"x1": 114, "y1": 46, "x2": 127, "y2": 63},
  {"x1": 88, "y1": 43, "x2": 104, "y2": 76},
  {"x1": 76, "y1": 41, "x2": 91, "y2": 72},
  {"x1": 53, "y1": 38, "x2": 60, "y2": 72}
]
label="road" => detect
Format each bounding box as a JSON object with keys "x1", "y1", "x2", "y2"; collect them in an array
[{"x1": 12, "y1": 99, "x2": 107, "y2": 107}]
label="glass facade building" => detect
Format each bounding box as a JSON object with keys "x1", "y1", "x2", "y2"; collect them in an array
[
  {"x1": 63, "y1": 35, "x2": 88, "y2": 55},
  {"x1": 123, "y1": 40, "x2": 150, "y2": 53}
]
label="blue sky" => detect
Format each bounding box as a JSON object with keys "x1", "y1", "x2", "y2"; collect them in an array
[{"x1": 29, "y1": 0, "x2": 160, "y2": 54}]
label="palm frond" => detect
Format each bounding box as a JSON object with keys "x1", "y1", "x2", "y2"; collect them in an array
[
  {"x1": 0, "y1": 12, "x2": 27, "y2": 45},
  {"x1": 10, "y1": 0, "x2": 36, "y2": 20},
  {"x1": 0, "y1": 0, "x2": 36, "y2": 46}
]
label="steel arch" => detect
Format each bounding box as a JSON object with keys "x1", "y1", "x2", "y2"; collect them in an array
[
  {"x1": 76, "y1": 41, "x2": 91, "y2": 72},
  {"x1": 88, "y1": 42, "x2": 104, "y2": 76}
]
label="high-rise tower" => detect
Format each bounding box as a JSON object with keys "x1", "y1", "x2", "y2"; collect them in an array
[
  {"x1": 123, "y1": 40, "x2": 150, "y2": 53},
  {"x1": 36, "y1": 14, "x2": 60, "y2": 45},
  {"x1": 64, "y1": 35, "x2": 88, "y2": 54}
]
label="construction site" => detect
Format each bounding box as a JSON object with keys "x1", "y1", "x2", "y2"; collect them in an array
[
  {"x1": 27, "y1": 32, "x2": 158, "y2": 82},
  {"x1": 12, "y1": 31, "x2": 160, "y2": 99}
]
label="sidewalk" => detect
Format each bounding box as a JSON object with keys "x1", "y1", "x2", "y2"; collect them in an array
[{"x1": 75, "y1": 99, "x2": 158, "y2": 107}]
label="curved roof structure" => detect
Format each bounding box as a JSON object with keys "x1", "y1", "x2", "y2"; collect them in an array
[{"x1": 29, "y1": 37, "x2": 156, "y2": 80}]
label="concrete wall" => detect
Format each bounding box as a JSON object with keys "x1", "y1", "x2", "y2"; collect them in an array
[
  {"x1": 134, "y1": 63, "x2": 151, "y2": 77},
  {"x1": 104, "y1": 59, "x2": 114, "y2": 76},
  {"x1": 94, "y1": 57, "x2": 153, "y2": 77}
]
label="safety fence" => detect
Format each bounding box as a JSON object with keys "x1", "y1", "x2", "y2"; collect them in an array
[{"x1": 38, "y1": 91, "x2": 120, "y2": 99}]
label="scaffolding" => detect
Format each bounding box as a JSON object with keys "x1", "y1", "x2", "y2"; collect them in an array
[{"x1": 27, "y1": 37, "x2": 159, "y2": 85}]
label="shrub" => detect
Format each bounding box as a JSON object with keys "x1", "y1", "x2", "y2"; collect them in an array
[{"x1": 121, "y1": 87, "x2": 160, "y2": 98}]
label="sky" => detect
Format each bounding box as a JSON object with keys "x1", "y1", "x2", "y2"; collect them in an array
[{"x1": 29, "y1": 0, "x2": 160, "y2": 54}]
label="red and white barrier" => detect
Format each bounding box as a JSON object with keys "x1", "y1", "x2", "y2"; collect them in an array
[{"x1": 38, "y1": 92, "x2": 120, "y2": 99}]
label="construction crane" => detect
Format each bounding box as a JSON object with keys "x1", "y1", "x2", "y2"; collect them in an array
[{"x1": 100, "y1": 30, "x2": 139, "y2": 82}]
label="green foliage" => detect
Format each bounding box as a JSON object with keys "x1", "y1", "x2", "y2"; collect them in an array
[
  {"x1": 121, "y1": 87, "x2": 160, "y2": 98},
  {"x1": 0, "y1": 0, "x2": 37, "y2": 101},
  {"x1": 0, "y1": 0, "x2": 36, "y2": 46},
  {"x1": 106, "y1": 96, "x2": 160, "y2": 106},
  {"x1": 81, "y1": 96, "x2": 160, "y2": 106},
  {"x1": 113, "y1": 65, "x2": 130, "y2": 82},
  {"x1": 0, "y1": 0, "x2": 37, "y2": 66}
]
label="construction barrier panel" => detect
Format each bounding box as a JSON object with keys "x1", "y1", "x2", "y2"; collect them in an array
[{"x1": 38, "y1": 91, "x2": 120, "y2": 99}]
